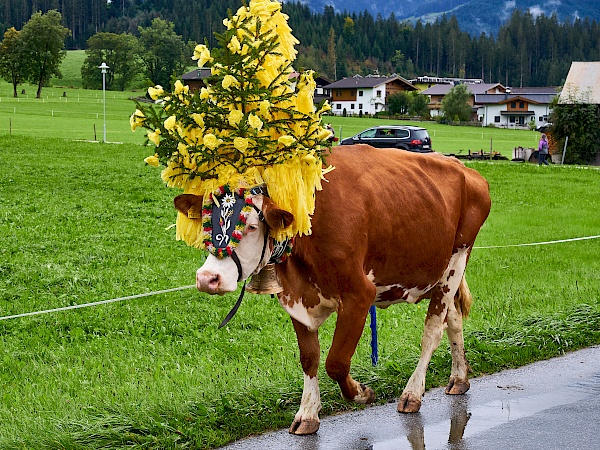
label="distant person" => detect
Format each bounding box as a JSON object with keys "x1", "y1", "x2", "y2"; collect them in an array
[
  {"x1": 538, "y1": 133, "x2": 550, "y2": 165},
  {"x1": 325, "y1": 123, "x2": 335, "y2": 142}
]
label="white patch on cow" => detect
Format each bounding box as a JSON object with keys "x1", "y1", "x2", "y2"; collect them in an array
[
  {"x1": 366, "y1": 270, "x2": 434, "y2": 307},
  {"x1": 294, "y1": 373, "x2": 321, "y2": 423},
  {"x1": 195, "y1": 194, "x2": 272, "y2": 294},
  {"x1": 402, "y1": 247, "x2": 470, "y2": 399},
  {"x1": 278, "y1": 289, "x2": 338, "y2": 332}
]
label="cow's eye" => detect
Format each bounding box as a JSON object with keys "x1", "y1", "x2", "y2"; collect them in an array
[{"x1": 247, "y1": 224, "x2": 259, "y2": 232}]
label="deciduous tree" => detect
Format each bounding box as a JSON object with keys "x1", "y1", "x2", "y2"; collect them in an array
[
  {"x1": 137, "y1": 18, "x2": 191, "y2": 88},
  {"x1": 20, "y1": 10, "x2": 70, "y2": 98},
  {"x1": 441, "y1": 83, "x2": 472, "y2": 122},
  {"x1": 0, "y1": 27, "x2": 25, "y2": 97},
  {"x1": 81, "y1": 32, "x2": 139, "y2": 90}
]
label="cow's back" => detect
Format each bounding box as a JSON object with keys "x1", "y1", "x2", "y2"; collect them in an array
[{"x1": 282, "y1": 144, "x2": 490, "y2": 301}]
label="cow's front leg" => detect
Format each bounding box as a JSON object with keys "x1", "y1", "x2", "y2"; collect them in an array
[
  {"x1": 398, "y1": 288, "x2": 448, "y2": 413},
  {"x1": 289, "y1": 318, "x2": 322, "y2": 435},
  {"x1": 326, "y1": 298, "x2": 376, "y2": 405}
]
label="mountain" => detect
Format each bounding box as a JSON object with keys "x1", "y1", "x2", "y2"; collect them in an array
[{"x1": 290, "y1": 0, "x2": 600, "y2": 36}]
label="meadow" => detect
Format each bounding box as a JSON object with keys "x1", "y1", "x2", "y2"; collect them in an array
[{"x1": 0, "y1": 54, "x2": 599, "y2": 448}]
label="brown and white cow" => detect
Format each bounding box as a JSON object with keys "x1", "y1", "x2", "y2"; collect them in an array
[{"x1": 174, "y1": 144, "x2": 491, "y2": 435}]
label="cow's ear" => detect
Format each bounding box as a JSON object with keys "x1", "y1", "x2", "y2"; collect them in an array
[
  {"x1": 262, "y1": 197, "x2": 294, "y2": 230},
  {"x1": 174, "y1": 194, "x2": 204, "y2": 219}
]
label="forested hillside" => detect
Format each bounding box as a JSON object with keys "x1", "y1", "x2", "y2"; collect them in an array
[{"x1": 2, "y1": 0, "x2": 599, "y2": 87}]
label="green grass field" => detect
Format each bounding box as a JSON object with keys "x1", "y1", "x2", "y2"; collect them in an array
[
  {"x1": 1, "y1": 134, "x2": 599, "y2": 448},
  {"x1": 0, "y1": 50, "x2": 542, "y2": 157}
]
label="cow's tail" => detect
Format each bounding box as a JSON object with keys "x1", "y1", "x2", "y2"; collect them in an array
[{"x1": 454, "y1": 275, "x2": 472, "y2": 318}]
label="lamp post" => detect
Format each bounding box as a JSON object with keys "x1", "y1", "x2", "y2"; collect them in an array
[{"x1": 98, "y1": 62, "x2": 109, "y2": 143}]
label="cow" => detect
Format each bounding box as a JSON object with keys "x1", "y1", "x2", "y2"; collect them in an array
[{"x1": 173, "y1": 144, "x2": 491, "y2": 435}]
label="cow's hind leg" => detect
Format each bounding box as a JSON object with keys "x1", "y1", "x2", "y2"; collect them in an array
[
  {"x1": 326, "y1": 289, "x2": 376, "y2": 405},
  {"x1": 289, "y1": 318, "x2": 322, "y2": 435},
  {"x1": 445, "y1": 275, "x2": 472, "y2": 395},
  {"x1": 398, "y1": 248, "x2": 469, "y2": 413}
]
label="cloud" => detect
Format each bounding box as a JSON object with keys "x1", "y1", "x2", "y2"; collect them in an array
[
  {"x1": 502, "y1": 1, "x2": 516, "y2": 20},
  {"x1": 529, "y1": 6, "x2": 544, "y2": 18}
]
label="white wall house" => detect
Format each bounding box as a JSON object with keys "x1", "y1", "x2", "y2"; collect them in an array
[
  {"x1": 324, "y1": 74, "x2": 417, "y2": 116},
  {"x1": 475, "y1": 88, "x2": 558, "y2": 128}
]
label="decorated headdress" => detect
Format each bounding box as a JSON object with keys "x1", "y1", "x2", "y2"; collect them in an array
[{"x1": 131, "y1": 0, "x2": 333, "y2": 254}]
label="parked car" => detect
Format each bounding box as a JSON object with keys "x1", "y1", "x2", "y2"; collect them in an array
[{"x1": 340, "y1": 125, "x2": 433, "y2": 153}]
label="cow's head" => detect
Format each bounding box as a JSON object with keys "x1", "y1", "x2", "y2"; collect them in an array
[{"x1": 174, "y1": 187, "x2": 294, "y2": 295}]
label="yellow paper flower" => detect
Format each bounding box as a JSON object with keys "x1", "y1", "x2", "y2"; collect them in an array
[
  {"x1": 148, "y1": 85, "x2": 164, "y2": 100},
  {"x1": 191, "y1": 113, "x2": 205, "y2": 128},
  {"x1": 164, "y1": 115, "x2": 177, "y2": 131},
  {"x1": 130, "y1": 109, "x2": 145, "y2": 131},
  {"x1": 222, "y1": 75, "x2": 238, "y2": 89},
  {"x1": 144, "y1": 155, "x2": 160, "y2": 167},
  {"x1": 234, "y1": 137, "x2": 249, "y2": 153},
  {"x1": 278, "y1": 135, "x2": 296, "y2": 146},
  {"x1": 228, "y1": 109, "x2": 244, "y2": 126},
  {"x1": 147, "y1": 129, "x2": 161, "y2": 146},
  {"x1": 203, "y1": 134, "x2": 220, "y2": 149},
  {"x1": 193, "y1": 44, "x2": 213, "y2": 68},
  {"x1": 228, "y1": 35, "x2": 241, "y2": 53},
  {"x1": 248, "y1": 114, "x2": 263, "y2": 131},
  {"x1": 174, "y1": 80, "x2": 188, "y2": 96}
]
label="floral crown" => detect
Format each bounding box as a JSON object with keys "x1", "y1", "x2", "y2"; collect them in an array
[{"x1": 131, "y1": 0, "x2": 334, "y2": 249}]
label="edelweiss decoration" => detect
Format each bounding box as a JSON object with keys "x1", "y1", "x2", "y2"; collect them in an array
[{"x1": 131, "y1": 0, "x2": 334, "y2": 256}]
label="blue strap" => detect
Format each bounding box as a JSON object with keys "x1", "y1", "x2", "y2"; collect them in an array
[{"x1": 369, "y1": 305, "x2": 378, "y2": 366}]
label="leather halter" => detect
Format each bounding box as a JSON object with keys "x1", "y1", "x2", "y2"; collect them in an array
[{"x1": 218, "y1": 187, "x2": 270, "y2": 328}]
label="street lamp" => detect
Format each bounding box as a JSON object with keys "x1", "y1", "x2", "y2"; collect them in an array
[{"x1": 98, "y1": 62, "x2": 109, "y2": 143}]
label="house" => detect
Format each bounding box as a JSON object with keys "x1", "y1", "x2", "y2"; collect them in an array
[
  {"x1": 420, "y1": 83, "x2": 507, "y2": 119},
  {"x1": 410, "y1": 76, "x2": 484, "y2": 93},
  {"x1": 181, "y1": 68, "x2": 213, "y2": 91},
  {"x1": 324, "y1": 74, "x2": 417, "y2": 116},
  {"x1": 559, "y1": 61, "x2": 600, "y2": 104},
  {"x1": 181, "y1": 69, "x2": 333, "y2": 106},
  {"x1": 474, "y1": 87, "x2": 559, "y2": 128}
]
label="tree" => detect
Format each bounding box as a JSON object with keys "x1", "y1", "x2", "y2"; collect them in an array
[
  {"x1": 20, "y1": 10, "x2": 70, "y2": 98},
  {"x1": 137, "y1": 18, "x2": 191, "y2": 88},
  {"x1": 441, "y1": 84, "x2": 472, "y2": 122},
  {"x1": 387, "y1": 91, "x2": 411, "y2": 115},
  {"x1": 81, "y1": 32, "x2": 139, "y2": 90},
  {"x1": 550, "y1": 88, "x2": 600, "y2": 164},
  {"x1": 408, "y1": 91, "x2": 429, "y2": 117},
  {"x1": 0, "y1": 27, "x2": 26, "y2": 97}
]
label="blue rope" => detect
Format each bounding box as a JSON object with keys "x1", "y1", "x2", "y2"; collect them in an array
[{"x1": 369, "y1": 305, "x2": 378, "y2": 366}]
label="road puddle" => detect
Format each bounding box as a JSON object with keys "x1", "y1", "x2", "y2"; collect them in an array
[{"x1": 373, "y1": 377, "x2": 600, "y2": 450}]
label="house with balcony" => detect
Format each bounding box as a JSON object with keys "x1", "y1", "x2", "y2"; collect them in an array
[
  {"x1": 324, "y1": 74, "x2": 417, "y2": 116},
  {"x1": 420, "y1": 82, "x2": 508, "y2": 119},
  {"x1": 474, "y1": 87, "x2": 559, "y2": 128}
]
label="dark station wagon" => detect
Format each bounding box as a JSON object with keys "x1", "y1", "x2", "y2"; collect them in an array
[{"x1": 340, "y1": 125, "x2": 433, "y2": 153}]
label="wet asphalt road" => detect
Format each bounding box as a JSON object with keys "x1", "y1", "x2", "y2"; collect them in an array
[{"x1": 220, "y1": 345, "x2": 600, "y2": 450}]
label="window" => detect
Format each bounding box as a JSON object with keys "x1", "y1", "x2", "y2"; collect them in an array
[
  {"x1": 539, "y1": 116, "x2": 543, "y2": 122},
  {"x1": 359, "y1": 91, "x2": 363, "y2": 97},
  {"x1": 358, "y1": 104, "x2": 363, "y2": 109},
  {"x1": 510, "y1": 101, "x2": 516, "y2": 108},
  {"x1": 336, "y1": 90, "x2": 342, "y2": 97},
  {"x1": 509, "y1": 116, "x2": 516, "y2": 123},
  {"x1": 519, "y1": 101, "x2": 525, "y2": 108},
  {"x1": 350, "y1": 104, "x2": 355, "y2": 109},
  {"x1": 376, "y1": 90, "x2": 382, "y2": 97},
  {"x1": 494, "y1": 116, "x2": 500, "y2": 123},
  {"x1": 336, "y1": 104, "x2": 341, "y2": 109},
  {"x1": 351, "y1": 90, "x2": 356, "y2": 96}
]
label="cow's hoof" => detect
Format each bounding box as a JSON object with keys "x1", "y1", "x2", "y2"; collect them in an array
[
  {"x1": 445, "y1": 376, "x2": 470, "y2": 395},
  {"x1": 289, "y1": 418, "x2": 320, "y2": 435},
  {"x1": 355, "y1": 383, "x2": 376, "y2": 404},
  {"x1": 397, "y1": 393, "x2": 422, "y2": 413}
]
